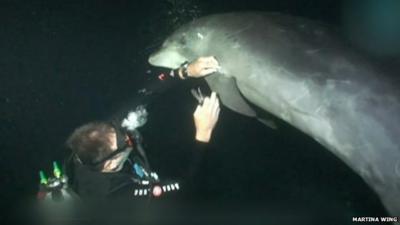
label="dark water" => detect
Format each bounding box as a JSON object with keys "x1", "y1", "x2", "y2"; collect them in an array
[{"x1": 1, "y1": 0, "x2": 399, "y2": 224}]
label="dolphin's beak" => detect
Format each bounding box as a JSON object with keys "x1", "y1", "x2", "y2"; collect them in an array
[
  {"x1": 148, "y1": 47, "x2": 187, "y2": 69},
  {"x1": 148, "y1": 52, "x2": 159, "y2": 65}
]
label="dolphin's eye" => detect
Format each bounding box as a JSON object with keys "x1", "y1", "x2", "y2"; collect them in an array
[{"x1": 179, "y1": 36, "x2": 187, "y2": 45}]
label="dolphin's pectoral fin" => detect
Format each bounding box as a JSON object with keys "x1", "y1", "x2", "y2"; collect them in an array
[
  {"x1": 205, "y1": 73, "x2": 257, "y2": 117},
  {"x1": 205, "y1": 73, "x2": 279, "y2": 129},
  {"x1": 258, "y1": 118, "x2": 278, "y2": 129},
  {"x1": 245, "y1": 100, "x2": 279, "y2": 129}
]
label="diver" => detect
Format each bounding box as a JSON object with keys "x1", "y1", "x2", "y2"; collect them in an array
[{"x1": 62, "y1": 56, "x2": 220, "y2": 203}]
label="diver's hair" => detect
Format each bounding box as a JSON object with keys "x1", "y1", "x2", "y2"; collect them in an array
[{"x1": 66, "y1": 122, "x2": 115, "y2": 170}]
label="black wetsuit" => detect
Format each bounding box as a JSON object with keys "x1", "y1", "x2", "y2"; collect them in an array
[{"x1": 71, "y1": 140, "x2": 207, "y2": 201}]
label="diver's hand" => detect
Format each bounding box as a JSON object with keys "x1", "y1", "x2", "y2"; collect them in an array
[
  {"x1": 193, "y1": 92, "x2": 220, "y2": 143},
  {"x1": 187, "y1": 56, "x2": 220, "y2": 78}
]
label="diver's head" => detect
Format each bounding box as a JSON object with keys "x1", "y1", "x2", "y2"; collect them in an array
[{"x1": 66, "y1": 122, "x2": 133, "y2": 172}]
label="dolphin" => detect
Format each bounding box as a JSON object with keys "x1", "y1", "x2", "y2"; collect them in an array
[{"x1": 148, "y1": 12, "x2": 400, "y2": 216}]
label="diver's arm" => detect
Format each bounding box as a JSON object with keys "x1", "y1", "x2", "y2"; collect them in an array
[
  {"x1": 184, "y1": 92, "x2": 220, "y2": 179},
  {"x1": 184, "y1": 139, "x2": 209, "y2": 178}
]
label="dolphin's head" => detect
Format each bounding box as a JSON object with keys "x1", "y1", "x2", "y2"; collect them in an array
[
  {"x1": 148, "y1": 37, "x2": 188, "y2": 69},
  {"x1": 149, "y1": 23, "x2": 212, "y2": 69}
]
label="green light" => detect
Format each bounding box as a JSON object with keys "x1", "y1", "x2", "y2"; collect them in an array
[
  {"x1": 39, "y1": 170, "x2": 48, "y2": 185},
  {"x1": 53, "y1": 161, "x2": 61, "y2": 178}
]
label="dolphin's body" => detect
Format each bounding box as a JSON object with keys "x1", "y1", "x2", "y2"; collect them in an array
[{"x1": 149, "y1": 12, "x2": 400, "y2": 215}]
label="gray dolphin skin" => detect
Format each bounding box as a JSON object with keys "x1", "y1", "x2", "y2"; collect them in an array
[{"x1": 148, "y1": 12, "x2": 400, "y2": 216}]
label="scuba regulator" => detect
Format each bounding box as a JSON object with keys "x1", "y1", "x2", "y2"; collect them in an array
[{"x1": 120, "y1": 106, "x2": 181, "y2": 198}]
